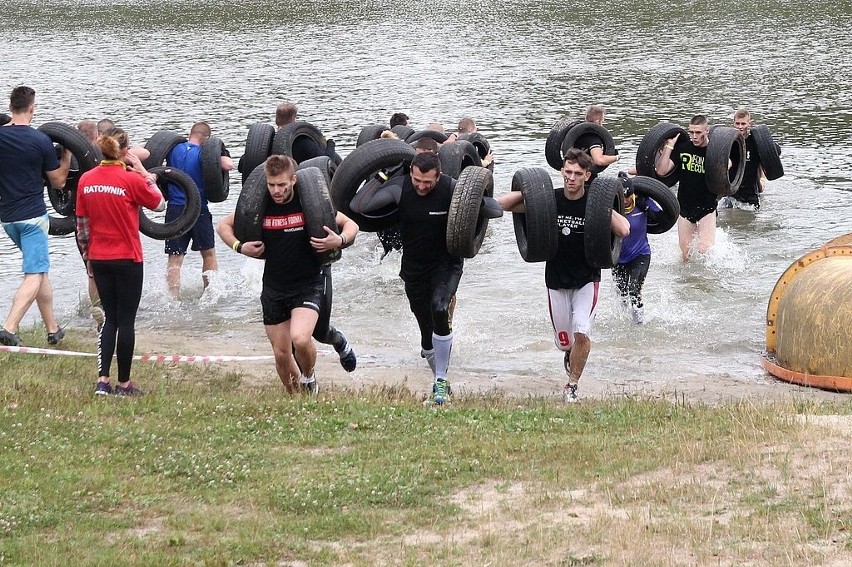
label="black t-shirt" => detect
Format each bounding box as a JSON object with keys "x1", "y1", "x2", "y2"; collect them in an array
[
  {"x1": 734, "y1": 135, "x2": 761, "y2": 203},
  {"x1": 398, "y1": 173, "x2": 461, "y2": 280},
  {"x1": 545, "y1": 189, "x2": 599, "y2": 290},
  {"x1": 574, "y1": 132, "x2": 605, "y2": 181},
  {"x1": 672, "y1": 138, "x2": 716, "y2": 211},
  {"x1": 261, "y1": 198, "x2": 320, "y2": 292},
  {"x1": 292, "y1": 136, "x2": 324, "y2": 163}
]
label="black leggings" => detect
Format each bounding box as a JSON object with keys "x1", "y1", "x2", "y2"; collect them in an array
[
  {"x1": 612, "y1": 254, "x2": 650, "y2": 309},
  {"x1": 91, "y1": 260, "x2": 144, "y2": 382},
  {"x1": 312, "y1": 265, "x2": 345, "y2": 350},
  {"x1": 403, "y1": 261, "x2": 463, "y2": 350}
]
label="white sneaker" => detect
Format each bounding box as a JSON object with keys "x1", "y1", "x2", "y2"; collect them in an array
[{"x1": 562, "y1": 382, "x2": 579, "y2": 403}]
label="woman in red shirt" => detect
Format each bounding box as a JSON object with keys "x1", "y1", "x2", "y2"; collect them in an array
[{"x1": 76, "y1": 128, "x2": 165, "y2": 396}]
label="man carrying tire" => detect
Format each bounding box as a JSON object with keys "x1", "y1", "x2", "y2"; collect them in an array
[
  {"x1": 349, "y1": 152, "x2": 461, "y2": 405},
  {"x1": 720, "y1": 108, "x2": 766, "y2": 210},
  {"x1": 497, "y1": 149, "x2": 630, "y2": 402},
  {"x1": 217, "y1": 155, "x2": 358, "y2": 395},
  {"x1": 0, "y1": 86, "x2": 71, "y2": 347},
  {"x1": 165, "y1": 121, "x2": 233, "y2": 298},
  {"x1": 656, "y1": 115, "x2": 716, "y2": 261}
]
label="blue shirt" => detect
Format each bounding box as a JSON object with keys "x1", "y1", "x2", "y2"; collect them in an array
[
  {"x1": 0, "y1": 125, "x2": 59, "y2": 222},
  {"x1": 618, "y1": 198, "x2": 661, "y2": 264},
  {"x1": 166, "y1": 141, "x2": 205, "y2": 208}
]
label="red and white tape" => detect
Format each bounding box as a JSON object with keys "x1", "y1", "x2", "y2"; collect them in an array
[{"x1": 0, "y1": 344, "x2": 273, "y2": 363}]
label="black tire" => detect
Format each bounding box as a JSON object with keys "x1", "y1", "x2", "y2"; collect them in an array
[
  {"x1": 635, "y1": 122, "x2": 686, "y2": 187},
  {"x1": 511, "y1": 167, "x2": 558, "y2": 262},
  {"x1": 299, "y1": 155, "x2": 338, "y2": 188},
  {"x1": 447, "y1": 166, "x2": 493, "y2": 258},
  {"x1": 139, "y1": 166, "x2": 201, "y2": 240},
  {"x1": 437, "y1": 140, "x2": 482, "y2": 180},
  {"x1": 631, "y1": 176, "x2": 679, "y2": 235},
  {"x1": 751, "y1": 124, "x2": 784, "y2": 180},
  {"x1": 271, "y1": 121, "x2": 327, "y2": 164},
  {"x1": 37, "y1": 122, "x2": 101, "y2": 218},
  {"x1": 238, "y1": 122, "x2": 274, "y2": 185},
  {"x1": 329, "y1": 138, "x2": 415, "y2": 232},
  {"x1": 406, "y1": 130, "x2": 449, "y2": 144},
  {"x1": 233, "y1": 163, "x2": 270, "y2": 243},
  {"x1": 457, "y1": 132, "x2": 491, "y2": 159},
  {"x1": 49, "y1": 215, "x2": 75, "y2": 236},
  {"x1": 142, "y1": 130, "x2": 186, "y2": 170},
  {"x1": 356, "y1": 125, "x2": 388, "y2": 147},
  {"x1": 391, "y1": 125, "x2": 415, "y2": 141},
  {"x1": 297, "y1": 167, "x2": 341, "y2": 265},
  {"x1": 560, "y1": 122, "x2": 616, "y2": 174},
  {"x1": 705, "y1": 126, "x2": 745, "y2": 197},
  {"x1": 545, "y1": 118, "x2": 580, "y2": 170},
  {"x1": 584, "y1": 176, "x2": 624, "y2": 269},
  {"x1": 201, "y1": 137, "x2": 229, "y2": 203}
]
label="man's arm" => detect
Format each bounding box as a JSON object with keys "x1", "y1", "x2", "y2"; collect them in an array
[
  {"x1": 611, "y1": 210, "x2": 630, "y2": 238},
  {"x1": 221, "y1": 155, "x2": 234, "y2": 171},
  {"x1": 216, "y1": 211, "x2": 265, "y2": 258},
  {"x1": 45, "y1": 148, "x2": 72, "y2": 189},
  {"x1": 655, "y1": 133, "x2": 680, "y2": 176},
  {"x1": 349, "y1": 176, "x2": 403, "y2": 213},
  {"x1": 496, "y1": 191, "x2": 525, "y2": 213},
  {"x1": 589, "y1": 145, "x2": 620, "y2": 168},
  {"x1": 310, "y1": 211, "x2": 360, "y2": 252}
]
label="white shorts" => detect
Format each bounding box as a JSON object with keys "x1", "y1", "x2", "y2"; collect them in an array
[{"x1": 547, "y1": 282, "x2": 599, "y2": 351}]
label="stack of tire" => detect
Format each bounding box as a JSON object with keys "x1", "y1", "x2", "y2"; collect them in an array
[
  {"x1": 328, "y1": 138, "x2": 495, "y2": 258},
  {"x1": 237, "y1": 121, "x2": 338, "y2": 185},
  {"x1": 37, "y1": 122, "x2": 101, "y2": 236},
  {"x1": 545, "y1": 119, "x2": 617, "y2": 173}
]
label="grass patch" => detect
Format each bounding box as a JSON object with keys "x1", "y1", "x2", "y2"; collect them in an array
[{"x1": 2, "y1": 345, "x2": 852, "y2": 565}]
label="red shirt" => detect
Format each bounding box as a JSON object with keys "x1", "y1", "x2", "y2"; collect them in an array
[{"x1": 76, "y1": 163, "x2": 163, "y2": 262}]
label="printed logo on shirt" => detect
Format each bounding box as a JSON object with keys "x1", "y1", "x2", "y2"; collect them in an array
[
  {"x1": 678, "y1": 152, "x2": 705, "y2": 174},
  {"x1": 83, "y1": 185, "x2": 126, "y2": 196},
  {"x1": 557, "y1": 214, "x2": 584, "y2": 236},
  {"x1": 263, "y1": 213, "x2": 305, "y2": 232},
  {"x1": 428, "y1": 211, "x2": 448, "y2": 216}
]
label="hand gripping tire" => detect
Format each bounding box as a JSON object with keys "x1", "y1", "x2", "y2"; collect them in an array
[
  {"x1": 238, "y1": 122, "x2": 275, "y2": 185},
  {"x1": 233, "y1": 163, "x2": 269, "y2": 243},
  {"x1": 141, "y1": 130, "x2": 186, "y2": 170},
  {"x1": 406, "y1": 129, "x2": 449, "y2": 145},
  {"x1": 705, "y1": 126, "x2": 745, "y2": 197},
  {"x1": 391, "y1": 125, "x2": 415, "y2": 141},
  {"x1": 139, "y1": 166, "x2": 201, "y2": 240},
  {"x1": 751, "y1": 124, "x2": 784, "y2": 180},
  {"x1": 329, "y1": 138, "x2": 415, "y2": 232},
  {"x1": 356, "y1": 124, "x2": 388, "y2": 147},
  {"x1": 447, "y1": 166, "x2": 493, "y2": 258},
  {"x1": 202, "y1": 137, "x2": 230, "y2": 203},
  {"x1": 457, "y1": 132, "x2": 491, "y2": 160},
  {"x1": 37, "y1": 121, "x2": 101, "y2": 223},
  {"x1": 545, "y1": 118, "x2": 581, "y2": 170},
  {"x1": 630, "y1": 176, "x2": 679, "y2": 235},
  {"x1": 584, "y1": 176, "x2": 625, "y2": 269},
  {"x1": 271, "y1": 121, "x2": 327, "y2": 164},
  {"x1": 511, "y1": 167, "x2": 558, "y2": 262},
  {"x1": 299, "y1": 155, "x2": 338, "y2": 188},
  {"x1": 437, "y1": 140, "x2": 482, "y2": 180},
  {"x1": 560, "y1": 122, "x2": 616, "y2": 174},
  {"x1": 296, "y1": 167, "x2": 342, "y2": 265},
  {"x1": 635, "y1": 122, "x2": 687, "y2": 187}
]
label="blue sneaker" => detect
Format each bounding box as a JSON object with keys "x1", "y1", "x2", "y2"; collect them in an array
[
  {"x1": 115, "y1": 382, "x2": 144, "y2": 397},
  {"x1": 94, "y1": 381, "x2": 112, "y2": 396},
  {"x1": 432, "y1": 378, "x2": 451, "y2": 406}
]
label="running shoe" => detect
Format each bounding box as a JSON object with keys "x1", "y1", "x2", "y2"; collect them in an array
[
  {"x1": 432, "y1": 378, "x2": 451, "y2": 406},
  {"x1": 0, "y1": 328, "x2": 22, "y2": 347},
  {"x1": 335, "y1": 338, "x2": 357, "y2": 372},
  {"x1": 300, "y1": 380, "x2": 319, "y2": 396},
  {"x1": 47, "y1": 327, "x2": 65, "y2": 345},
  {"x1": 115, "y1": 382, "x2": 144, "y2": 397},
  {"x1": 94, "y1": 381, "x2": 112, "y2": 396},
  {"x1": 562, "y1": 382, "x2": 579, "y2": 404}
]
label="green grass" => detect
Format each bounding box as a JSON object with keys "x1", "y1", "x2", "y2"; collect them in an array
[{"x1": 2, "y1": 343, "x2": 852, "y2": 566}]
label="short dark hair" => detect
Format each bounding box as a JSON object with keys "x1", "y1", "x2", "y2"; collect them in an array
[
  {"x1": 690, "y1": 114, "x2": 708, "y2": 127},
  {"x1": 390, "y1": 112, "x2": 409, "y2": 128},
  {"x1": 275, "y1": 103, "x2": 298, "y2": 127},
  {"x1": 562, "y1": 147, "x2": 593, "y2": 171},
  {"x1": 9, "y1": 86, "x2": 35, "y2": 114},
  {"x1": 97, "y1": 118, "x2": 115, "y2": 135},
  {"x1": 412, "y1": 137, "x2": 439, "y2": 153},
  {"x1": 457, "y1": 117, "x2": 476, "y2": 133},
  {"x1": 411, "y1": 151, "x2": 441, "y2": 174},
  {"x1": 190, "y1": 121, "x2": 211, "y2": 139},
  {"x1": 265, "y1": 154, "x2": 298, "y2": 177}
]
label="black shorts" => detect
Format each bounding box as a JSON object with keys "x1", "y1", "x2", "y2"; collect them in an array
[
  {"x1": 164, "y1": 206, "x2": 215, "y2": 254},
  {"x1": 261, "y1": 273, "x2": 325, "y2": 326},
  {"x1": 679, "y1": 204, "x2": 717, "y2": 224}
]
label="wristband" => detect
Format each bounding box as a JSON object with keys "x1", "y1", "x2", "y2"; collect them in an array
[
  {"x1": 232, "y1": 240, "x2": 241, "y2": 252},
  {"x1": 339, "y1": 233, "x2": 347, "y2": 247}
]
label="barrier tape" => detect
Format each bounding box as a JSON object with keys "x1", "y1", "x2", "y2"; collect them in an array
[{"x1": 0, "y1": 344, "x2": 273, "y2": 363}]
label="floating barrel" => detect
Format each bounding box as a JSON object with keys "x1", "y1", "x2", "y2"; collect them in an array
[{"x1": 762, "y1": 234, "x2": 852, "y2": 391}]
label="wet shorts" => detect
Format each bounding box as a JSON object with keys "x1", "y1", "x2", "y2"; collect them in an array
[
  {"x1": 547, "y1": 282, "x2": 599, "y2": 351},
  {"x1": 261, "y1": 273, "x2": 325, "y2": 326},
  {"x1": 164, "y1": 206, "x2": 215, "y2": 255},
  {"x1": 679, "y1": 204, "x2": 717, "y2": 224},
  {"x1": 2, "y1": 214, "x2": 50, "y2": 274}
]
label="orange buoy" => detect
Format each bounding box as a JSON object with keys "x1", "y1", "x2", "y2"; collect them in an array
[{"x1": 763, "y1": 235, "x2": 852, "y2": 391}]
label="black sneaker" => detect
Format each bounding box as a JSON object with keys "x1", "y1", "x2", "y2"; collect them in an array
[
  {"x1": 338, "y1": 344, "x2": 357, "y2": 372},
  {"x1": 47, "y1": 327, "x2": 65, "y2": 345},
  {"x1": 0, "y1": 328, "x2": 22, "y2": 347},
  {"x1": 115, "y1": 382, "x2": 144, "y2": 396},
  {"x1": 300, "y1": 380, "x2": 319, "y2": 396}
]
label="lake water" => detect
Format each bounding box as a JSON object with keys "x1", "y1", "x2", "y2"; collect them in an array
[{"x1": 2, "y1": 0, "x2": 851, "y2": 395}]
